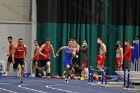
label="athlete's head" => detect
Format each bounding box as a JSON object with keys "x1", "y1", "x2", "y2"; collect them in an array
[
  {"x1": 34, "y1": 40, "x2": 39, "y2": 46},
  {"x1": 7, "y1": 36, "x2": 13, "y2": 43},
  {"x1": 125, "y1": 40, "x2": 130, "y2": 45},
  {"x1": 82, "y1": 40, "x2": 87, "y2": 46},
  {"x1": 116, "y1": 41, "x2": 121, "y2": 48},
  {"x1": 45, "y1": 38, "x2": 50, "y2": 45},
  {"x1": 68, "y1": 39, "x2": 74, "y2": 47},
  {"x1": 135, "y1": 36, "x2": 140, "y2": 40},
  {"x1": 116, "y1": 41, "x2": 121, "y2": 46},
  {"x1": 97, "y1": 37, "x2": 102, "y2": 44},
  {"x1": 18, "y1": 38, "x2": 23, "y2": 45},
  {"x1": 73, "y1": 39, "x2": 77, "y2": 44}
]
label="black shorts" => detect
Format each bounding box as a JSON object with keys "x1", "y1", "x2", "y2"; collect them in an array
[
  {"x1": 32, "y1": 60, "x2": 38, "y2": 65},
  {"x1": 40, "y1": 59, "x2": 50, "y2": 67},
  {"x1": 7, "y1": 57, "x2": 13, "y2": 63},
  {"x1": 72, "y1": 53, "x2": 80, "y2": 65},
  {"x1": 13, "y1": 58, "x2": 25, "y2": 70}
]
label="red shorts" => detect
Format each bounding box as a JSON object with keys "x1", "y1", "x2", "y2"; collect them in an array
[
  {"x1": 82, "y1": 60, "x2": 87, "y2": 68},
  {"x1": 116, "y1": 57, "x2": 122, "y2": 68},
  {"x1": 96, "y1": 54, "x2": 106, "y2": 67}
]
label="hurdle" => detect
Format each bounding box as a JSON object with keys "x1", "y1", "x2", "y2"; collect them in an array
[
  {"x1": 88, "y1": 66, "x2": 108, "y2": 85},
  {"x1": 115, "y1": 69, "x2": 140, "y2": 90},
  {"x1": 101, "y1": 69, "x2": 140, "y2": 88},
  {"x1": 123, "y1": 69, "x2": 130, "y2": 88},
  {"x1": 124, "y1": 69, "x2": 140, "y2": 90}
]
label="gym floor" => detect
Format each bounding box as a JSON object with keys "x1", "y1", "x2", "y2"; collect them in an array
[{"x1": 0, "y1": 76, "x2": 139, "y2": 93}]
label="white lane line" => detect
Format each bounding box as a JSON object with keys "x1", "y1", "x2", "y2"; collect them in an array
[
  {"x1": 18, "y1": 85, "x2": 48, "y2": 93},
  {"x1": 46, "y1": 85, "x2": 78, "y2": 93},
  {"x1": 123, "y1": 88, "x2": 140, "y2": 91},
  {"x1": 0, "y1": 83, "x2": 9, "y2": 85},
  {"x1": 47, "y1": 84, "x2": 66, "y2": 86},
  {"x1": 0, "y1": 88, "x2": 18, "y2": 93}
]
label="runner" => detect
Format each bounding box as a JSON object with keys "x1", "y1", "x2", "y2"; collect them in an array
[
  {"x1": 39, "y1": 38, "x2": 56, "y2": 77},
  {"x1": 31, "y1": 40, "x2": 40, "y2": 77},
  {"x1": 56, "y1": 39, "x2": 76, "y2": 84},
  {"x1": 12, "y1": 38, "x2": 27, "y2": 82},
  {"x1": 5, "y1": 36, "x2": 15, "y2": 76}
]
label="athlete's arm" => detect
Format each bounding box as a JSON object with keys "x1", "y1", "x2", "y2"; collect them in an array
[
  {"x1": 71, "y1": 48, "x2": 76, "y2": 57},
  {"x1": 7, "y1": 43, "x2": 14, "y2": 56},
  {"x1": 12, "y1": 44, "x2": 16, "y2": 64},
  {"x1": 123, "y1": 46, "x2": 130, "y2": 58},
  {"x1": 80, "y1": 46, "x2": 88, "y2": 52},
  {"x1": 56, "y1": 46, "x2": 66, "y2": 56},
  {"x1": 102, "y1": 44, "x2": 107, "y2": 54},
  {"x1": 99, "y1": 44, "x2": 106, "y2": 57},
  {"x1": 120, "y1": 48, "x2": 123, "y2": 64},
  {"x1": 76, "y1": 44, "x2": 80, "y2": 52},
  {"x1": 39, "y1": 44, "x2": 46, "y2": 57},
  {"x1": 50, "y1": 45, "x2": 56, "y2": 58},
  {"x1": 33, "y1": 46, "x2": 40, "y2": 60},
  {"x1": 24, "y1": 45, "x2": 27, "y2": 58}
]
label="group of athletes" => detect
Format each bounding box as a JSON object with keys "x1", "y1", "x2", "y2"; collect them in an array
[
  {"x1": 5, "y1": 36, "x2": 88, "y2": 83},
  {"x1": 4, "y1": 35, "x2": 140, "y2": 83}
]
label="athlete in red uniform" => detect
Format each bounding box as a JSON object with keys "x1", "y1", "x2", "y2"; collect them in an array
[
  {"x1": 95, "y1": 37, "x2": 106, "y2": 80},
  {"x1": 5, "y1": 36, "x2": 15, "y2": 76},
  {"x1": 96, "y1": 37, "x2": 107, "y2": 70},
  {"x1": 12, "y1": 38, "x2": 27, "y2": 82},
  {"x1": 116, "y1": 41, "x2": 123, "y2": 71},
  {"x1": 31, "y1": 40, "x2": 40, "y2": 77},
  {"x1": 123, "y1": 40, "x2": 132, "y2": 70},
  {"x1": 39, "y1": 38, "x2": 55, "y2": 77}
]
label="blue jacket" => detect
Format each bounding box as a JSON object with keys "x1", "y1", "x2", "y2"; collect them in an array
[{"x1": 132, "y1": 40, "x2": 140, "y2": 63}]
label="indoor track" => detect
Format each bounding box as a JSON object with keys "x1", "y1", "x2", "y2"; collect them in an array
[{"x1": 0, "y1": 77, "x2": 139, "y2": 93}]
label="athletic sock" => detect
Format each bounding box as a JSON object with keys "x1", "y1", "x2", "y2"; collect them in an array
[{"x1": 5, "y1": 71, "x2": 8, "y2": 76}]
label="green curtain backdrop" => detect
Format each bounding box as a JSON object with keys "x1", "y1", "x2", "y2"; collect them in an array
[{"x1": 36, "y1": 0, "x2": 140, "y2": 75}]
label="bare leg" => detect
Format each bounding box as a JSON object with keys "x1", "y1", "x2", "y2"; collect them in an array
[
  {"x1": 5, "y1": 62, "x2": 10, "y2": 76},
  {"x1": 46, "y1": 62, "x2": 51, "y2": 75},
  {"x1": 32, "y1": 64, "x2": 35, "y2": 73},
  {"x1": 31, "y1": 63, "x2": 36, "y2": 77},
  {"x1": 20, "y1": 65, "x2": 25, "y2": 82},
  {"x1": 65, "y1": 65, "x2": 71, "y2": 84},
  {"x1": 95, "y1": 65, "x2": 104, "y2": 80}
]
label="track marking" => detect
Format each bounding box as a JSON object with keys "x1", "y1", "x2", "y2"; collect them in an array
[
  {"x1": 0, "y1": 83, "x2": 9, "y2": 85},
  {"x1": 18, "y1": 85, "x2": 48, "y2": 93},
  {"x1": 46, "y1": 85, "x2": 78, "y2": 93},
  {"x1": 0, "y1": 88, "x2": 18, "y2": 93},
  {"x1": 46, "y1": 84, "x2": 66, "y2": 86},
  {"x1": 123, "y1": 88, "x2": 140, "y2": 91}
]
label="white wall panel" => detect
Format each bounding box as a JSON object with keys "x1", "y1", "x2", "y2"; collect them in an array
[
  {"x1": 0, "y1": 0, "x2": 30, "y2": 21},
  {"x1": 0, "y1": 23, "x2": 32, "y2": 76}
]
